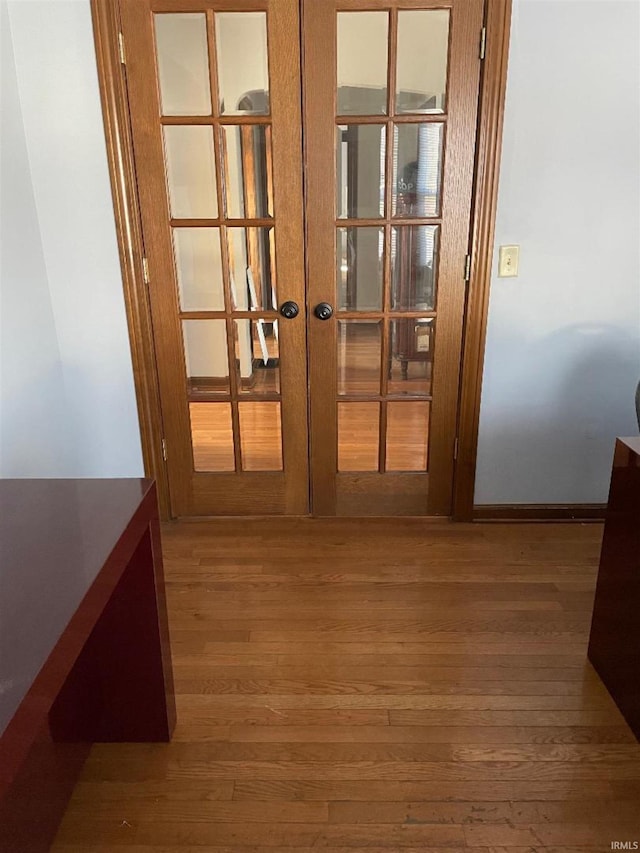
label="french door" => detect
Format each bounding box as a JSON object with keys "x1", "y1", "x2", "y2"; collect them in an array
[
  {"x1": 121, "y1": 0, "x2": 307, "y2": 516},
  {"x1": 304, "y1": 0, "x2": 483, "y2": 516},
  {"x1": 119, "y1": 0, "x2": 483, "y2": 517}
]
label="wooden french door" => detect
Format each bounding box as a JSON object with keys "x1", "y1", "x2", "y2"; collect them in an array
[
  {"x1": 305, "y1": 0, "x2": 483, "y2": 516},
  {"x1": 119, "y1": 0, "x2": 483, "y2": 517},
  {"x1": 120, "y1": 0, "x2": 308, "y2": 516}
]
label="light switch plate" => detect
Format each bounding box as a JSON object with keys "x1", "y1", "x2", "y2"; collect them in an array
[{"x1": 498, "y1": 245, "x2": 520, "y2": 277}]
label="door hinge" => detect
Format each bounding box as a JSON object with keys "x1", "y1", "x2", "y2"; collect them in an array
[
  {"x1": 464, "y1": 254, "x2": 472, "y2": 282},
  {"x1": 142, "y1": 256, "x2": 150, "y2": 285},
  {"x1": 454, "y1": 437, "x2": 459, "y2": 461},
  {"x1": 161, "y1": 438, "x2": 168, "y2": 462},
  {"x1": 118, "y1": 32, "x2": 126, "y2": 65},
  {"x1": 479, "y1": 26, "x2": 487, "y2": 60}
]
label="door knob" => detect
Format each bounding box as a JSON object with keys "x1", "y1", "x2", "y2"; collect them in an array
[
  {"x1": 314, "y1": 302, "x2": 333, "y2": 321},
  {"x1": 279, "y1": 300, "x2": 299, "y2": 319}
]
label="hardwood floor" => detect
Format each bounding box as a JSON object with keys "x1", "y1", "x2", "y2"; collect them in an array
[
  {"x1": 52, "y1": 519, "x2": 640, "y2": 850},
  {"x1": 191, "y1": 397, "x2": 432, "y2": 476},
  {"x1": 190, "y1": 328, "x2": 434, "y2": 475},
  {"x1": 191, "y1": 401, "x2": 284, "y2": 472}
]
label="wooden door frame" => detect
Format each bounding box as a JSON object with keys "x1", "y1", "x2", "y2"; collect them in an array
[
  {"x1": 452, "y1": 0, "x2": 512, "y2": 521},
  {"x1": 91, "y1": 0, "x2": 511, "y2": 521},
  {"x1": 91, "y1": 0, "x2": 171, "y2": 519}
]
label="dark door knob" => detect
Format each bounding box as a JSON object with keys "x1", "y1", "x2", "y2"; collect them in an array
[
  {"x1": 279, "y1": 300, "x2": 299, "y2": 319},
  {"x1": 314, "y1": 302, "x2": 333, "y2": 321}
]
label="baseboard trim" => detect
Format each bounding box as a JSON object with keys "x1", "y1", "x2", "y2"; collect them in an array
[{"x1": 473, "y1": 504, "x2": 606, "y2": 522}]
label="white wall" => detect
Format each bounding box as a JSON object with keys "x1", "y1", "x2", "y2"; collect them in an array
[
  {"x1": 0, "y1": 0, "x2": 143, "y2": 478},
  {"x1": 475, "y1": 0, "x2": 640, "y2": 505},
  {"x1": 0, "y1": 0, "x2": 76, "y2": 475}
]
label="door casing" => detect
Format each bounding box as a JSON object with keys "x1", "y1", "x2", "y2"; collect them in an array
[{"x1": 91, "y1": 0, "x2": 512, "y2": 521}]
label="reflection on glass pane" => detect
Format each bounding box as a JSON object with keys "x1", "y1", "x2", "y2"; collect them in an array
[
  {"x1": 389, "y1": 318, "x2": 434, "y2": 396},
  {"x1": 338, "y1": 403, "x2": 379, "y2": 472},
  {"x1": 386, "y1": 402, "x2": 430, "y2": 471},
  {"x1": 227, "y1": 227, "x2": 276, "y2": 310},
  {"x1": 216, "y1": 13, "x2": 269, "y2": 115},
  {"x1": 337, "y1": 227, "x2": 384, "y2": 311},
  {"x1": 338, "y1": 321, "x2": 381, "y2": 396},
  {"x1": 222, "y1": 125, "x2": 273, "y2": 219},
  {"x1": 164, "y1": 126, "x2": 218, "y2": 219},
  {"x1": 183, "y1": 319, "x2": 229, "y2": 396},
  {"x1": 336, "y1": 125, "x2": 385, "y2": 220},
  {"x1": 393, "y1": 124, "x2": 443, "y2": 218},
  {"x1": 239, "y1": 402, "x2": 282, "y2": 470},
  {"x1": 154, "y1": 14, "x2": 212, "y2": 116},
  {"x1": 190, "y1": 403, "x2": 235, "y2": 472},
  {"x1": 235, "y1": 319, "x2": 280, "y2": 394},
  {"x1": 337, "y1": 12, "x2": 388, "y2": 115},
  {"x1": 396, "y1": 10, "x2": 450, "y2": 114},
  {"x1": 173, "y1": 228, "x2": 225, "y2": 311},
  {"x1": 391, "y1": 226, "x2": 439, "y2": 311}
]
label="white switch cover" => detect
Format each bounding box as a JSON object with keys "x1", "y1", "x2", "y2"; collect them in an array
[{"x1": 498, "y1": 245, "x2": 520, "y2": 277}]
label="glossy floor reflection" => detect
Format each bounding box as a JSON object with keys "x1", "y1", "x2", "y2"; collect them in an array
[
  {"x1": 190, "y1": 325, "x2": 433, "y2": 474},
  {"x1": 52, "y1": 519, "x2": 640, "y2": 851},
  {"x1": 190, "y1": 402, "x2": 282, "y2": 472},
  {"x1": 192, "y1": 395, "x2": 429, "y2": 475}
]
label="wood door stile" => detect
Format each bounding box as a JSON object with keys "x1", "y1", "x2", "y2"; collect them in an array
[
  {"x1": 265, "y1": 0, "x2": 309, "y2": 515},
  {"x1": 303, "y1": 0, "x2": 336, "y2": 516}
]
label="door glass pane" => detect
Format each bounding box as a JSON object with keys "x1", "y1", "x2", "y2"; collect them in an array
[
  {"x1": 154, "y1": 13, "x2": 212, "y2": 116},
  {"x1": 222, "y1": 126, "x2": 273, "y2": 219},
  {"x1": 338, "y1": 403, "x2": 379, "y2": 471},
  {"x1": 163, "y1": 126, "x2": 218, "y2": 219},
  {"x1": 386, "y1": 402, "x2": 430, "y2": 471},
  {"x1": 337, "y1": 12, "x2": 388, "y2": 116},
  {"x1": 235, "y1": 319, "x2": 280, "y2": 394},
  {"x1": 389, "y1": 318, "x2": 434, "y2": 396},
  {"x1": 228, "y1": 227, "x2": 276, "y2": 310},
  {"x1": 338, "y1": 320, "x2": 381, "y2": 396},
  {"x1": 215, "y1": 13, "x2": 269, "y2": 115},
  {"x1": 336, "y1": 125, "x2": 386, "y2": 220},
  {"x1": 183, "y1": 319, "x2": 229, "y2": 396},
  {"x1": 239, "y1": 402, "x2": 282, "y2": 470},
  {"x1": 391, "y1": 226, "x2": 439, "y2": 311},
  {"x1": 393, "y1": 124, "x2": 444, "y2": 218},
  {"x1": 337, "y1": 227, "x2": 384, "y2": 311},
  {"x1": 173, "y1": 228, "x2": 225, "y2": 311},
  {"x1": 396, "y1": 10, "x2": 450, "y2": 114},
  {"x1": 190, "y1": 403, "x2": 235, "y2": 472}
]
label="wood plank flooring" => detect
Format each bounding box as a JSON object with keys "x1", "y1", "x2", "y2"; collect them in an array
[
  {"x1": 190, "y1": 327, "x2": 435, "y2": 476},
  {"x1": 52, "y1": 519, "x2": 640, "y2": 851}
]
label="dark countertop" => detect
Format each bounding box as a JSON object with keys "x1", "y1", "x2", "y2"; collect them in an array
[{"x1": 0, "y1": 478, "x2": 153, "y2": 736}]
